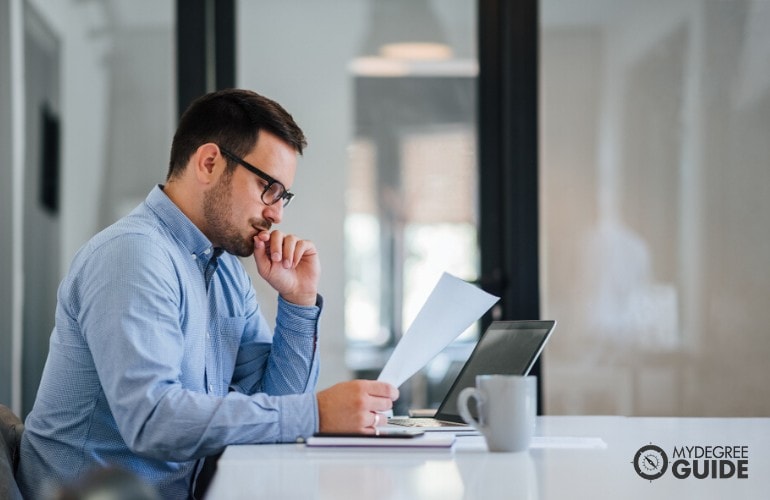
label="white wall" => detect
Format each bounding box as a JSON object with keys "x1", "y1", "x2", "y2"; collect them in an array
[
  {"x1": 0, "y1": 0, "x2": 23, "y2": 410},
  {"x1": 22, "y1": 1, "x2": 62, "y2": 413},
  {"x1": 2, "y1": 0, "x2": 172, "y2": 413},
  {"x1": 98, "y1": 2, "x2": 174, "y2": 223},
  {"x1": 0, "y1": 0, "x2": 112, "y2": 411},
  {"x1": 24, "y1": 0, "x2": 112, "y2": 272}
]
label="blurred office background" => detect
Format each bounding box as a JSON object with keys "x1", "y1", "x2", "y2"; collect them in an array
[{"x1": 1, "y1": 0, "x2": 768, "y2": 418}]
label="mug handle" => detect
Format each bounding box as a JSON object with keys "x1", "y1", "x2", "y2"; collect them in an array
[{"x1": 457, "y1": 387, "x2": 485, "y2": 430}]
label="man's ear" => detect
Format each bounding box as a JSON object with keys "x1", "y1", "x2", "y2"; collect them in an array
[{"x1": 193, "y1": 143, "x2": 223, "y2": 185}]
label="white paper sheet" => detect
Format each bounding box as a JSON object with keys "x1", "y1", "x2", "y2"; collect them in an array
[
  {"x1": 305, "y1": 433, "x2": 456, "y2": 449},
  {"x1": 377, "y1": 272, "x2": 499, "y2": 388}
]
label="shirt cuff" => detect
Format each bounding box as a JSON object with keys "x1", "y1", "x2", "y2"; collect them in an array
[
  {"x1": 278, "y1": 293, "x2": 324, "y2": 319},
  {"x1": 279, "y1": 392, "x2": 319, "y2": 441},
  {"x1": 276, "y1": 294, "x2": 323, "y2": 332}
]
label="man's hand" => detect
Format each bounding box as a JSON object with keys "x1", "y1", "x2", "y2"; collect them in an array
[
  {"x1": 316, "y1": 380, "x2": 399, "y2": 434},
  {"x1": 253, "y1": 230, "x2": 320, "y2": 306}
]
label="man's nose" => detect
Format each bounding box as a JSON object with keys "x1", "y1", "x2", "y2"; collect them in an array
[{"x1": 264, "y1": 203, "x2": 283, "y2": 225}]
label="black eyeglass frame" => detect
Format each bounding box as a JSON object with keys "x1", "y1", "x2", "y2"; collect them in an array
[{"x1": 218, "y1": 146, "x2": 295, "y2": 207}]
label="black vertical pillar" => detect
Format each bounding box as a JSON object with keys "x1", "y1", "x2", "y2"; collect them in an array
[
  {"x1": 478, "y1": 0, "x2": 542, "y2": 412},
  {"x1": 214, "y1": 0, "x2": 236, "y2": 91},
  {"x1": 176, "y1": 0, "x2": 235, "y2": 119}
]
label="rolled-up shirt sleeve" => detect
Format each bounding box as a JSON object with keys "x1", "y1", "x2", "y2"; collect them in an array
[{"x1": 231, "y1": 295, "x2": 321, "y2": 396}]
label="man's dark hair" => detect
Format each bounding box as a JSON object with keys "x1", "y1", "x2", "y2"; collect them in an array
[{"x1": 167, "y1": 89, "x2": 307, "y2": 180}]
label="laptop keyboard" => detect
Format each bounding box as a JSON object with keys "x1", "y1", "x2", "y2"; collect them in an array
[{"x1": 388, "y1": 418, "x2": 457, "y2": 428}]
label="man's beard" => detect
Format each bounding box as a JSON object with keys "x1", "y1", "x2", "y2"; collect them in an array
[{"x1": 202, "y1": 172, "x2": 269, "y2": 257}]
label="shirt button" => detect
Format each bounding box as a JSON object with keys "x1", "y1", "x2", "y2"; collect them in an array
[
  {"x1": 209, "y1": 384, "x2": 214, "y2": 393},
  {"x1": 204, "y1": 248, "x2": 211, "y2": 255},
  {"x1": 206, "y1": 331, "x2": 211, "y2": 339}
]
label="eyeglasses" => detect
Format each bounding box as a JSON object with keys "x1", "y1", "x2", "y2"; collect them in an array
[{"x1": 219, "y1": 146, "x2": 295, "y2": 207}]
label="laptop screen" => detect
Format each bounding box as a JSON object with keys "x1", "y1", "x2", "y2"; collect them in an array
[{"x1": 434, "y1": 320, "x2": 555, "y2": 423}]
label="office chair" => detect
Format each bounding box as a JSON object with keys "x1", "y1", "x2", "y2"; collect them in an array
[{"x1": 0, "y1": 404, "x2": 24, "y2": 500}]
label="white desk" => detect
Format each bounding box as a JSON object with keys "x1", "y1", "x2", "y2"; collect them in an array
[{"x1": 205, "y1": 416, "x2": 770, "y2": 499}]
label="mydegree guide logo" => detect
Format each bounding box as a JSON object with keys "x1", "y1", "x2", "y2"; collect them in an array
[{"x1": 633, "y1": 443, "x2": 749, "y2": 481}]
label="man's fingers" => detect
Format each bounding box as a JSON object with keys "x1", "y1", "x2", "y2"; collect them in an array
[
  {"x1": 365, "y1": 381, "x2": 399, "y2": 401},
  {"x1": 316, "y1": 380, "x2": 401, "y2": 433},
  {"x1": 281, "y1": 235, "x2": 298, "y2": 269},
  {"x1": 253, "y1": 236, "x2": 272, "y2": 273},
  {"x1": 268, "y1": 230, "x2": 285, "y2": 262},
  {"x1": 370, "y1": 397, "x2": 394, "y2": 413},
  {"x1": 256, "y1": 230, "x2": 318, "y2": 270},
  {"x1": 363, "y1": 380, "x2": 399, "y2": 412},
  {"x1": 290, "y1": 240, "x2": 316, "y2": 268},
  {"x1": 255, "y1": 230, "x2": 295, "y2": 270}
]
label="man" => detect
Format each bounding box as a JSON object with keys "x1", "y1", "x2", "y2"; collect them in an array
[{"x1": 18, "y1": 89, "x2": 398, "y2": 499}]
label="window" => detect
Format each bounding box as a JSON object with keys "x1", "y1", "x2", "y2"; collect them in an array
[{"x1": 345, "y1": 90, "x2": 480, "y2": 347}]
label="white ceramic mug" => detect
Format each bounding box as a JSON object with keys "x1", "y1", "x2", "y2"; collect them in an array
[{"x1": 458, "y1": 375, "x2": 537, "y2": 452}]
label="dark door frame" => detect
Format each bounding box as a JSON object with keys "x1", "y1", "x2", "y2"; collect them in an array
[
  {"x1": 176, "y1": 0, "x2": 235, "y2": 118},
  {"x1": 478, "y1": 0, "x2": 542, "y2": 412}
]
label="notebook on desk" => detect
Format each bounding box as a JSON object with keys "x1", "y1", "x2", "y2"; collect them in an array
[{"x1": 388, "y1": 320, "x2": 556, "y2": 431}]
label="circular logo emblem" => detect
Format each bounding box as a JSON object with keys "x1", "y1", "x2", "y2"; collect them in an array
[{"x1": 633, "y1": 444, "x2": 668, "y2": 481}]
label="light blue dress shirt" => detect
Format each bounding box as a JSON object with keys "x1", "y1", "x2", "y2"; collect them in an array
[{"x1": 18, "y1": 185, "x2": 321, "y2": 499}]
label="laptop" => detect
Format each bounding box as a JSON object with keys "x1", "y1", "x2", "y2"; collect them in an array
[{"x1": 387, "y1": 320, "x2": 556, "y2": 430}]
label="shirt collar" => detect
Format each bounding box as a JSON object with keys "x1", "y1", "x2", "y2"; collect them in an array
[{"x1": 145, "y1": 184, "x2": 217, "y2": 261}]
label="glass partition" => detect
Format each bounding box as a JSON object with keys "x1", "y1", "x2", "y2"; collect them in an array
[
  {"x1": 238, "y1": 0, "x2": 478, "y2": 410},
  {"x1": 540, "y1": 0, "x2": 770, "y2": 416}
]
